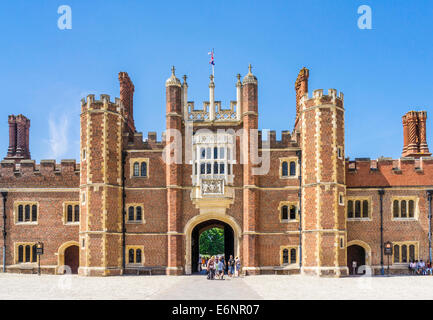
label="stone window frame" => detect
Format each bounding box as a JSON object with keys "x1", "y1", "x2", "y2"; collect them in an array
[
  {"x1": 126, "y1": 204, "x2": 146, "y2": 224},
  {"x1": 280, "y1": 245, "x2": 298, "y2": 266},
  {"x1": 346, "y1": 197, "x2": 372, "y2": 221},
  {"x1": 14, "y1": 242, "x2": 38, "y2": 264},
  {"x1": 278, "y1": 201, "x2": 299, "y2": 223},
  {"x1": 63, "y1": 201, "x2": 80, "y2": 225},
  {"x1": 337, "y1": 146, "x2": 344, "y2": 160},
  {"x1": 130, "y1": 158, "x2": 149, "y2": 179},
  {"x1": 14, "y1": 201, "x2": 39, "y2": 225},
  {"x1": 126, "y1": 245, "x2": 145, "y2": 265},
  {"x1": 391, "y1": 196, "x2": 419, "y2": 221},
  {"x1": 279, "y1": 157, "x2": 299, "y2": 179},
  {"x1": 339, "y1": 236, "x2": 345, "y2": 249},
  {"x1": 392, "y1": 241, "x2": 419, "y2": 264},
  {"x1": 338, "y1": 192, "x2": 345, "y2": 206}
]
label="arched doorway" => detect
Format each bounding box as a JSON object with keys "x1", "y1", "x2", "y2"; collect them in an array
[
  {"x1": 64, "y1": 245, "x2": 79, "y2": 274},
  {"x1": 347, "y1": 245, "x2": 366, "y2": 275},
  {"x1": 57, "y1": 241, "x2": 80, "y2": 275},
  {"x1": 191, "y1": 219, "x2": 234, "y2": 273}
]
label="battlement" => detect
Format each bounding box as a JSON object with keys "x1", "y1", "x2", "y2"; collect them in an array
[
  {"x1": 346, "y1": 156, "x2": 433, "y2": 187},
  {"x1": 300, "y1": 89, "x2": 344, "y2": 109},
  {"x1": 125, "y1": 131, "x2": 165, "y2": 150},
  {"x1": 187, "y1": 100, "x2": 238, "y2": 122},
  {"x1": 258, "y1": 130, "x2": 297, "y2": 148},
  {"x1": 0, "y1": 159, "x2": 80, "y2": 178},
  {"x1": 80, "y1": 94, "x2": 122, "y2": 114}
]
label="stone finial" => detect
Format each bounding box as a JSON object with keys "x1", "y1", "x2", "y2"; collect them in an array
[
  {"x1": 242, "y1": 64, "x2": 257, "y2": 85},
  {"x1": 166, "y1": 66, "x2": 181, "y2": 87},
  {"x1": 209, "y1": 74, "x2": 215, "y2": 88},
  {"x1": 236, "y1": 74, "x2": 242, "y2": 87},
  {"x1": 183, "y1": 75, "x2": 188, "y2": 86}
]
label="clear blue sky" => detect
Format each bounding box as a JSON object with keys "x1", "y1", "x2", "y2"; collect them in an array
[{"x1": 1, "y1": 0, "x2": 432, "y2": 162}]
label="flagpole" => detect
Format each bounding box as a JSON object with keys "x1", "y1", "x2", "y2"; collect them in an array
[{"x1": 212, "y1": 48, "x2": 215, "y2": 78}]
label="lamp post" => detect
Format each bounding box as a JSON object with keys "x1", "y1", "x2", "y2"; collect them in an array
[{"x1": 36, "y1": 242, "x2": 44, "y2": 276}]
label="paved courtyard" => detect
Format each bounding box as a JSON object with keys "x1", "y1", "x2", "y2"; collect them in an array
[{"x1": 0, "y1": 273, "x2": 433, "y2": 300}]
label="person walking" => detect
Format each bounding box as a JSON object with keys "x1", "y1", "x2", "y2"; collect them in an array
[
  {"x1": 217, "y1": 258, "x2": 225, "y2": 280},
  {"x1": 214, "y1": 257, "x2": 220, "y2": 279},
  {"x1": 235, "y1": 256, "x2": 241, "y2": 277},
  {"x1": 207, "y1": 256, "x2": 216, "y2": 280},
  {"x1": 228, "y1": 255, "x2": 235, "y2": 277}
]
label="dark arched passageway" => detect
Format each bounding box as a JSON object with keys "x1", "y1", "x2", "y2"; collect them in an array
[
  {"x1": 191, "y1": 219, "x2": 234, "y2": 273},
  {"x1": 347, "y1": 245, "x2": 366, "y2": 275}
]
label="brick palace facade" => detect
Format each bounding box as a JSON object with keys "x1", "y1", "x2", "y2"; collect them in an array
[{"x1": 0, "y1": 66, "x2": 432, "y2": 276}]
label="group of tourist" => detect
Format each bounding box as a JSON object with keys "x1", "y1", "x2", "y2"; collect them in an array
[
  {"x1": 200, "y1": 255, "x2": 241, "y2": 280},
  {"x1": 408, "y1": 260, "x2": 433, "y2": 275}
]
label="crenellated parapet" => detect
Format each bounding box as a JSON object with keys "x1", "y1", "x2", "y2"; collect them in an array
[
  {"x1": 125, "y1": 131, "x2": 165, "y2": 150},
  {"x1": 257, "y1": 130, "x2": 298, "y2": 149},
  {"x1": 0, "y1": 159, "x2": 80, "y2": 188},
  {"x1": 80, "y1": 94, "x2": 123, "y2": 115},
  {"x1": 299, "y1": 88, "x2": 345, "y2": 111},
  {"x1": 346, "y1": 156, "x2": 433, "y2": 187}
]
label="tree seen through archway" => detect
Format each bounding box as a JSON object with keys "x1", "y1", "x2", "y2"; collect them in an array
[{"x1": 199, "y1": 227, "x2": 224, "y2": 256}]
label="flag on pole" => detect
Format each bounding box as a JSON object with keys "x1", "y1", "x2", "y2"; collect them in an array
[
  {"x1": 208, "y1": 49, "x2": 215, "y2": 66},
  {"x1": 208, "y1": 49, "x2": 215, "y2": 77}
]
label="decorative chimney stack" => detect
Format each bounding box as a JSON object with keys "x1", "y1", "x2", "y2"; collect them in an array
[
  {"x1": 294, "y1": 67, "x2": 309, "y2": 126},
  {"x1": 5, "y1": 114, "x2": 30, "y2": 161},
  {"x1": 118, "y1": 72, "x2": 136, "y2": 135},
  {"x1": 402, "y1": 111, "x2": 431, "y2": 158}
]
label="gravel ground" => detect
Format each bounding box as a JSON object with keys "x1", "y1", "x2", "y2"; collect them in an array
[{"x1": 0, "y1": 273, "x2": 432, "y2": 300}]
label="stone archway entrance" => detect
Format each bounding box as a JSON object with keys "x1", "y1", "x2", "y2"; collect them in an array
[
  {"x1": 64, "y1": 245, "x2": 79, "y2": 274},
  {"x1": 191, "y1": 219, "x2": 234, "y2": 273},
  {"x1": 184, "y1": 214, "x2": 241, "y2": 275},
  {"x1": 347, "y1": 245, "x2": 366, "y2": 275}
]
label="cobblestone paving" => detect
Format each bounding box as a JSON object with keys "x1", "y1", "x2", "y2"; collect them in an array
[{"x1": 1, "y1": 273, "x2": 432, "y2": 300}]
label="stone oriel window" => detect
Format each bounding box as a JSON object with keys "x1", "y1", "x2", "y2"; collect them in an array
[
  {"x1": 64, "y1": 202, "x2": 80, "y2": 224},
  {"x1": 15, "y1": 202, "x2": 38, "y2": 224},
  {"x1": 393, "y1": 242, "x2": 418, "y2": 263},
  {"x1": 126, "y1": 246, "x2": 144, "y2": 265},
  {"x1": 130, "y1": 158, "x2": 149, "y2": 178},
  {"x1": 15, "y1": 243, "x2": 37, "y2": 263},
  {"x1": 281, "y1": 246, "x2": 298, "y2": 265},
  {"x1": 126, "y1": 205, "x2": 144, "y2": 223},
  {"x1": 392, "y1": 197, "x2": 417, "y2": 220},
  {"x1": 347, "y1": 198, "x2": 370, "y2": 220}
]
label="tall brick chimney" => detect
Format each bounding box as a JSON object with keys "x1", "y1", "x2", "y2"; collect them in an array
[
  {"x1": 5, "y1": 114, "x2": 30, "y2": 161},
  {"x1": 294, "y1": 67, "x2": 309, "y2": 126},
  {"x1": 118, "y1": 72, "x2": 136, "y2": 135},
  {"x1": 402, "y1": 111, "x2": 431, "y2": 158}
]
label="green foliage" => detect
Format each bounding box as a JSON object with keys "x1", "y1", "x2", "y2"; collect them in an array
[{"x1": 199, "y1": 227, "x2": 224, "y2": 256}]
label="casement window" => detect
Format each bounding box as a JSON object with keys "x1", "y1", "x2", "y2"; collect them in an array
[
  {"x1": 15, "y1": 202, "x2": 38, "y2": 223},
  {"x1": 279, "y1": 202, "x2": 298, "y2": 222},
  {"x1": 393, "y1": 242, "x2": 418, "y2": 263},
  {"x1": 127, "y1": 205, "x2": 144, "y2": 223},
  {"x1": 130, "y1": 158, "x2": 149, "y2": 178},
  {"x1": 16, "y1": 243, "x2": 38, "y2": 263},
  {"x1": 127, "y1": 246, "x2": 144, "y2": 264},
  {"x1": 64, "y1": 202, "x2": 79, "y2": 224},
  {"x1": 280, "y1": 158, "x2": 298, "y2": 178},
  {"x1": 347, "y1": 198, "x2": 370, "y2": 219},
  {"x1": 392, "y1": 198, "x2": 417, "y2": 219},
  {"x1": 281, "y1": 247, "x2": 297, "y2": 265}
]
